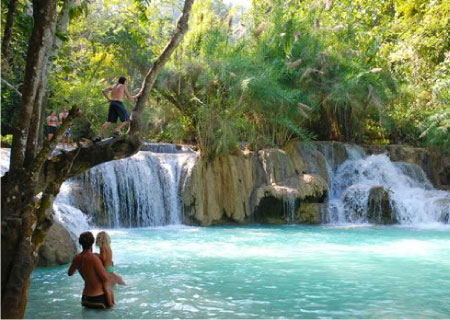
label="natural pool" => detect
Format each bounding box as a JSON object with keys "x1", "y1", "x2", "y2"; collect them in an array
[{"x1": 25, "y1": 225, "x2": 450, "y2": 319}]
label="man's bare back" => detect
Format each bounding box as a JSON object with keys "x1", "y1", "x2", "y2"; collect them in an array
[{"x1": 68, "y1": 251, "x2": 108, "y2": 297}]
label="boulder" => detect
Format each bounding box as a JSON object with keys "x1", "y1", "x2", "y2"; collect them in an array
[
  {"x1": 367, "y1": 186, "x2": 397, "y2": 224},
  {"x1": 37, "y1": 221, "x2": 77, "y2": 267}
]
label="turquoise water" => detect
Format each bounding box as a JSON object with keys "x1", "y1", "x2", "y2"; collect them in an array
[{"x1": 25, "y1": 225, "x2": 450, "y2": 319}]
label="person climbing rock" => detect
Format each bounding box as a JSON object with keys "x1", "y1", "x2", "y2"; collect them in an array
[
  {"x1": 46, "y1": 110, "x2": 59, "y2": 141},
  {"x1": 94, "y1": 77, "x2": 142, "y2": 142}
]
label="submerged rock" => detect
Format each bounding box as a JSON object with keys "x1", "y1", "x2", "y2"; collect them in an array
[
  {"x1": 38, "y1": 221, "x2": 77, "y2": 267},
  {"x1": 367, "y1": 186, "x2": 398, "y2": 224}
]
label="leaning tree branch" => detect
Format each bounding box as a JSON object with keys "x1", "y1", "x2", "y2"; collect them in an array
[
  {"x1": 1, "y1": 78, "x2": 22, "y2": 96},
  {"x1": 130, "y1": 0, "x2": 194, "y2": 136}
]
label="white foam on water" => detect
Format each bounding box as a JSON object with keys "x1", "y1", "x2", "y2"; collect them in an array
[
  {"x1": 72, "y1": 149, "x2": 197, "y2": 227},
  {"x1": 326, "y1": 151, "x2": 450, "y2": 225}
]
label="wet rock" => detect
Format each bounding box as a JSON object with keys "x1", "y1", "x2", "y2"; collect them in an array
[
  {"x1": 253, "y1": 194, "x2": 297, "y2": 224},
  {"x1": 183, "y1": 154, "x2": 255, "y2": 225},
  {"x1": 367, "y1": 186, "x2": 398, "y2": 224},
  {"x1": 343, "y1": 186, "x2": 369, "y2": 222},
  {"x1": 184, "y1": 147, "x2": 329, "y2": 226},
  {"x1": 38, "y1": 221, "x2": 77, "y2": 267},
  {"x1": 433, "y1": 198, "x2": 450, "y2": 223},
  {"x1": 285, "y1": 142, "x2": 330, "y2": 185},
  {"x1": 258, "y1": 149, "x2": 296, "y2": 184},
  {"x1": 298, "y1": 203, "x2": 327, "y2": 224}
]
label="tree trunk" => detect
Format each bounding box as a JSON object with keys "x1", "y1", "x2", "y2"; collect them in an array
[
  {"x1": 10, "y1": 0, "x2": 59, "y2": 172},
  {"x1": 1, "y1": 0, "x2": 195, "y2": 317},
  {"x1": 2, "y1": 0, "x2": 19, "y2": 61},
  {"x1": 25, "y1": 0, "x2": 77, "y2": 167}
]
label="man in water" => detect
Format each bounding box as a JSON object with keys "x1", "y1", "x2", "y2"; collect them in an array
[
  {"x1": 68, "y1": 231, "x2": 113, "y2": 309},
  {"x1": 46, "y1": 110, "x2": 59, "y2": 141},
  {"x1": 94, "y1": 76, "x2": 141, "y2": 141},
  {"x1": 59, "y1": 107, "x2": 71, "y2": 148}
]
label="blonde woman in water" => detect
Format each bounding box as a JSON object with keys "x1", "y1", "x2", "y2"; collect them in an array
[{"x1": 95, "y1": 231, "x2": 126, "y2": 306}]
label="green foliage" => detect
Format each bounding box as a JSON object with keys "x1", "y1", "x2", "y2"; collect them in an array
[
  {"x1": 1, "y1": 134, "x2": 13, "y2": 147},
  {"x1": 1, "y1": 0, "x2": 34, "y2": 134},
  {"x1": 2, "y1": 0, "x2": 448, "y2": 156}
]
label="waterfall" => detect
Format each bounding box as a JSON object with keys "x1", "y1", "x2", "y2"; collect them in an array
[
  {"x1": 53, "y1": 182, "x2": 92, "y2": 239},
  {"x1": 283, "y1": 194, "x2": 296, "y2": 224},
  {"x1": 69, "y1": 148, "x2": 197, "y2": 228},
  {"x1": 1, "y1": 146, "x2": 197, "y2": 237},
  {"x1": 326, "y1": 149, "x2": 450, "y2": 225}
]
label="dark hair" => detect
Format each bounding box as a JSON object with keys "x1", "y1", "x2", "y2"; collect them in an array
[
  {"x1": 79, "y1": 232, "x2": 95, "y2": 250},
  {"x1": 118, "y1": 76, "x2": 127, "y2": 84}
]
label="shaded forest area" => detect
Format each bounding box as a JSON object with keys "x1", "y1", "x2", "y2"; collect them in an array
[{"x1": 2, "y1": 0, "x2": 449, "y2": 157}]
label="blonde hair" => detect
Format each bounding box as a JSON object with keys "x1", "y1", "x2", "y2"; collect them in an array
[{"x1": 95, "y1": 231, "x2": 111, "y2": 248}]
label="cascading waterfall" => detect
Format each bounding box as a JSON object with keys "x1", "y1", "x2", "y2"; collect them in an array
[
  {"x1": 0, "y1": 145, "x2": 197, "y2": 237},
  {"x1": 71, "y1": 147, "x2": 197, "y2": 228},
  {"x1": 325, "y1": 147, "x2": 450, "y2": 224},
  {"x1": 52, "y1": 182, "x2": 92, "y2": 239}
]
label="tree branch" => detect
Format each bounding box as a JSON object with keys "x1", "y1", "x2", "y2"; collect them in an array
[
  {"x1": 29, "y1": 105, "x2": 81, "y2": 177},
  {"x1": 130, "y1": 0, "x2": 194, "y2": 137},
  {"x1": 9, "y1": 0, "x2": 59, "y2": 172},
  {"x1": 1, "y1": 78, "x2": 22, "y2": 96}
]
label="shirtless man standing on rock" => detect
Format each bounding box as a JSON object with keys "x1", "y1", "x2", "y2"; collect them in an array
[
  {"x1": 68, "y1": 232, "x2": 113, "y2": 309},
  {"x1": 94, "y1": 76, "x2": 141, "y2": 141}
]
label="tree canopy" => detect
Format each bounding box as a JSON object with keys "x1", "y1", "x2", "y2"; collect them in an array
[{"x1": 1, "y1": 0, "x2": 449, "y2": 154}]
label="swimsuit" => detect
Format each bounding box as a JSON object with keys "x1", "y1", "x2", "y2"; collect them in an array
[
  {"x1": 107, "y1": 100, "x2": 129, "y2": 123},
  {"x1": 79, "y1": 253, "x2": 110, "y2": 309},
  {"x1": 81, "y1": 294, "x2": 109, "y2": 309},
  {"x1": 47, "y1": 126, "x2": 57, "y2": 134},
  {"x1": 105, "y1": 265, "x2": 114, "y2": 273},
  {"x1": 48, "y1": 116, "x2": 58, "y2": 134}
]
